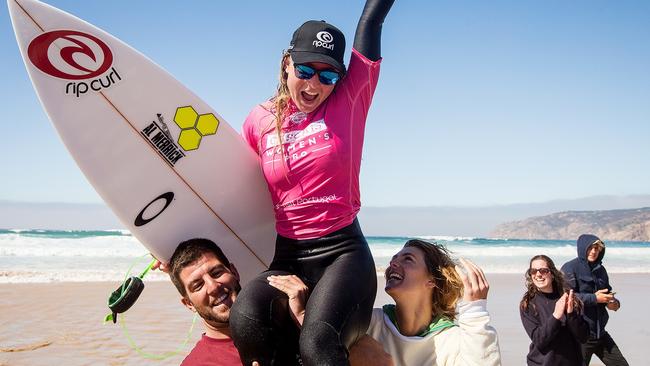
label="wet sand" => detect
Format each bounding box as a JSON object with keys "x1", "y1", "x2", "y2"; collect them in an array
[{"x1": 1, "y1": 274, "x2": 647, "y2": 365}]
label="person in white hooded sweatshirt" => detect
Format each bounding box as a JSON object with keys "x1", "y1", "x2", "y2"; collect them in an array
[{"x1": 357, "y1": 239, "x2": 501, "y2": 366}]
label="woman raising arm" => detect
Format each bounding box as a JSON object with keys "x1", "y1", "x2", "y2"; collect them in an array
[{"x1": 230, "y1": 1, "x2": 395, "y2": 365}]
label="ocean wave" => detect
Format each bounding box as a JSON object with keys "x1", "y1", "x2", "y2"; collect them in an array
[
  {"x1": 0, "y1": 229, "x2": 132, "y2": 237},
  {"x1": 2, "y1": 234, "x2": 649, "y2": 282},
  {"x1": 0, "y1": 269, "x2": 169, "y2": 283},
  {"x1": 0, "y1": 235, "x2": 148, "y2": 257},
  {"x1": 370, "y1": 244, "x2": 650, "y2": 258},
  {"x1": 415, "y1": 235, "x2": 478, "y2": 241}
]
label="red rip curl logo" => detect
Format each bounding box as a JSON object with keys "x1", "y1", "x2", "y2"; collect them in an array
[{"x1": 28, "y1": 30, "x2": 113, "y2": 80}]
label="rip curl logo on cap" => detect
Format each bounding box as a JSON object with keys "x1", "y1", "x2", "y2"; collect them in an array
[
  {"x1": 313, "y1": 31, "x2": 335, "y2": 50},
  {"x1": 28, "y1": 30, "x2": 114, "y2": 80},
  {"x1": 316, "y1": 31, "x2": 333, "y2": 43}
]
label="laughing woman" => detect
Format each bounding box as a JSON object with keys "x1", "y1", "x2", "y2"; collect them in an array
[
  {"x1": 520, "y1": 255, "x2": 589, "y2": 366},
  {"x1": 361, "y1": 239, "x2": 501, "y2": 366}
]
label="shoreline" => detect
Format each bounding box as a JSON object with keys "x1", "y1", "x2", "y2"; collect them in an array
[{"x1": 1, "y1": 274, "x2": 646, "y2": 365}]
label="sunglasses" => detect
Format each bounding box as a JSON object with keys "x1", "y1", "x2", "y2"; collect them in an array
[
  {"x1": 529, "y1": 268, "x2": 551, "y2": 276},
  {"x1": 294, "y1": 64, "x2": 341, "y2": 85}
]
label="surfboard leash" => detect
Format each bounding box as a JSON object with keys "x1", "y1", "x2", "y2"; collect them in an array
[
  {"x1": 103, "y1": 254, "x2": 198, "y2": 360},
  {"x1": 118, "y1": 311, "x2": 198, "y2": 360},
  {"x1": 104, "y1": 254, "x2": 154, "y2": 324}
]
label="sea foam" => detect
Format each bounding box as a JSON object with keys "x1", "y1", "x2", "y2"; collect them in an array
[{"x1": 1, "y1": 230, "x2": 649, "y2": 282}]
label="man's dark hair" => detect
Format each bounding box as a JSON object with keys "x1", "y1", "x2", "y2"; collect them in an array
[{"x1": 169, "y1": 238, "x2": 231, "y2": 297}]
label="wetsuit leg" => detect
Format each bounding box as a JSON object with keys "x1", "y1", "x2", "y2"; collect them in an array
[
  {"x1": 231, "y1": 219, "x2": 376, "y2": 366},
  {"x1": 299, "y1": 239, "x2": 377, "y2": 366},
  {"x1": 229, "y1": 269, "x2": 301, "y2": 366}
]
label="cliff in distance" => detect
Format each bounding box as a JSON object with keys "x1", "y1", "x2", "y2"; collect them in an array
[{"x1": 490, "y1": 207, "x2": 650, "y2": 242}]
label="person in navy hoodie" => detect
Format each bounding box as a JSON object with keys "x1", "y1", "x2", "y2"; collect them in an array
[{"x1": 561, "y1": 234, "x2": 629, "y2": 366}]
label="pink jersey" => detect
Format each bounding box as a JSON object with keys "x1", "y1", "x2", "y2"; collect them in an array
[{"x1": 242, "y1": 49, "x2": 381, "y2": 239}]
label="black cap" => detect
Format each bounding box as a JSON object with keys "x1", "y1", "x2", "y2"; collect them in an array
[{"x1": 288, "y1": 20, "x2": 346, "y2": 74}]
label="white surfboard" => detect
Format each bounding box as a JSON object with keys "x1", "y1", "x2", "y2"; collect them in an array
[{"x1": 8, "y1": 0, "x2": 275, "y2": 283}]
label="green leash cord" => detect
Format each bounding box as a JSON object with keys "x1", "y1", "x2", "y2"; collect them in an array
[
  {"x1": 119, "y1": 311, "x2": 198, "y2": 360},
  {"x1": 104, "y1": 255, "x2": 154, "y2": 324},
  {"x1": 103, "y1": 254, "x2": 198, "y2": 360}
]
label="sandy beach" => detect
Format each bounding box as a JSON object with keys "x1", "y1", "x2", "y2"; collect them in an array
[{"x1": 1, "y1": 274, "x2": 646, "y2": 366}]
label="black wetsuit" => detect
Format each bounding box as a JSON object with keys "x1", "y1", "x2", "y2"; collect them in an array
[{"x1": 229, "y1": 1, "x2": 394, "y2": 365}]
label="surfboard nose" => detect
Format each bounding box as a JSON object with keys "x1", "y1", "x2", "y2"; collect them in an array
[
  {"x1": 8, "y1": 0, "x2": 64, "y2": 32},
  {"x1": 8, "y1": 0, "x2": 42, "y2": 18},
  {"x1": 7, "y1": 0, "x2": 43, "y2": 36},
  {"x1": 7, "y1": 0, "x2": 23, "y2": 25}
]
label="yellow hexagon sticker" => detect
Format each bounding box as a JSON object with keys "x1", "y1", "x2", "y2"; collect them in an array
[
  {"x1": 196, "y1": 113, "x2": 219, "y2": 136},
  {"x1": 172, "y1": 106, "x2": 219, "y2": 152},
  {"x1": 174, "y1": 106, "x2": 198, "y2": 130},
  {"x1": 178, "y1": 128, "x2": 202, "y2": 151}
]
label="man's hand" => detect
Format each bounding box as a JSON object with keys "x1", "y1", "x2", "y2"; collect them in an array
[
  {"x1": 267, "y1": 275, "x2": 309, "y2": 327},
  {"x1": 595, "y1": 289, "x2": 614, "y2": 304},
  {"x1": 607, "y1": 298, "x2": 621, "y2": 311},
  {"x1": 349, "y1": 335, "x2": 394, "y2": 366},
  {"x1": 152, "y1": 259, "x2": 170, "y2": 273}
]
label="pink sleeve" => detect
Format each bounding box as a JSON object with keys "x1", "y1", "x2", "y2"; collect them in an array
[
  {"x1": 342, "y1": 48, "x2": 382, "y2": 116},
  {"x1": 241, "y1": 107, "x2": 260, "y2": 154}
]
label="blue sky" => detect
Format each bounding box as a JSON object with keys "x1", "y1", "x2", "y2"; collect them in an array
[{"x1": 1, "y1": 0, "x2": 649, "y2": 207}]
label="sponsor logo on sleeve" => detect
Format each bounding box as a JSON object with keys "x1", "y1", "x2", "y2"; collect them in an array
[{"x1": 27, "y1": 30, "x2": 121, "y2": 98}]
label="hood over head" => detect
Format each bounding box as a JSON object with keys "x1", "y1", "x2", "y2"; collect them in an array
[{"x1": 577, "y1": 234, "x2": 605, "y2": 264}]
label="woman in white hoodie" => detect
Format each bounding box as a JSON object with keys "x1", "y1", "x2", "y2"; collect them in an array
[{"x1": 361, "y1": 239, "x2": 501, "y2": 366}]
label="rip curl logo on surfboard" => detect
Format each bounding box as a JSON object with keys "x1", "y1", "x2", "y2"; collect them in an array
[{"x1": 27, "y1": 30, "x2": 121, "y2": 98}]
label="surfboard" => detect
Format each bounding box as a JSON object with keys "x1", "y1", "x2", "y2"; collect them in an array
[{"x1": 8, "y1": 0, "x2": 275, "y2": 283}]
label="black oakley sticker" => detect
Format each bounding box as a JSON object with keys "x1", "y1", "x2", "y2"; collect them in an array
[{"x1": 134, "y1": 192, "x2": 174, "y2": 227}]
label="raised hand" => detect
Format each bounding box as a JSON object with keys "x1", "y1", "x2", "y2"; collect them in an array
[
  {"x1": 455, "y1": 258, "x2": 489, "y2": 302},
  {"x1": 566, "y1": 289, "x2": 574, "y2": 314},
  {"x1": 267, "y1": 275, "x2": 309, "y2": 327},
  {"x1": 553, "y1": 293, "x2": 568, "y2": 319}
]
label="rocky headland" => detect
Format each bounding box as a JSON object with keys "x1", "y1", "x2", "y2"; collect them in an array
[{"x1": 491, "y1": 207, "x2": 650, "y2": 241}]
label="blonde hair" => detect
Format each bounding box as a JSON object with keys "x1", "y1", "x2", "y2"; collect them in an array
[
  {"x1": 590, "y1": 240, "x2": 605, "y2": 251},
  {"x1": 267, "y1": 52, "x2": 291, "y2": 158},
  {"x1": 404, "y1": 240, "x2": 464, "y2": 320},
  {"x1": 254, "y1": 52, "x2": 292, "y2": 179}
]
